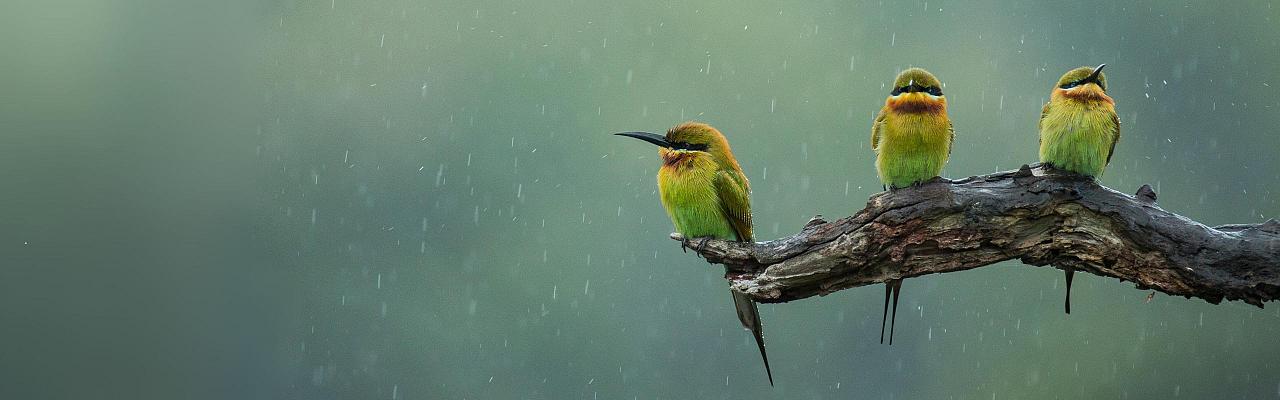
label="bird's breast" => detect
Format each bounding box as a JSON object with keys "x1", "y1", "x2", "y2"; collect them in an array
[
  {"x1": 657, "y1": 158, "x2": 735, "y2": 239},
  {"x1": 1039, "y1": 99, "x2": 1118, "y2": 176},
  {"x1": 882, "y1": 111, "x2": 951, "y2": 147},
  {"x1": 658, "y1": 155, "x2": 719, "y2": 205}
]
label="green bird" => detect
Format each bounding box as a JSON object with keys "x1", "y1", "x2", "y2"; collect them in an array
[
  {"x1": 870, "y1": 67, "x2": 954, "y2": 344},
  {"x1": 1039, "y1": 64, "x2": 1120, "y2": 314},
  {"x1": 616, "y1": 122, "x2": 773, "y2": 386}
]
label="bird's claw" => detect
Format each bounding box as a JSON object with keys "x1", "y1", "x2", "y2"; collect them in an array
[
  {"x1": 677, "y1": 236, "x2": 712, "y2": 256},
  {"x1": 695, "y1": 237, "x2": 712, "y2": 253}
]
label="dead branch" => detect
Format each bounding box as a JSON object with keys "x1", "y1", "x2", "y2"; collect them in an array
[{"x1": 676, "y1": 164, "x2": 1280, "y2": 307}]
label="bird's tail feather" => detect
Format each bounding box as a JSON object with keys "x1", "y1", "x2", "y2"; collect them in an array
[
  {"x1": 731, "y1": 290, "x2": 773, "y2": 386},
  {"x1": 1064, "y1": 267, "x2": 1075, "y2": 314},
  {"x1": 880, "y1": 283, "x2": 891, "y2": 344},
  {"x1": 889, "y1": 279, "x2": 901, "y2": 345},
  {"x1": 880, "y1": 279, "x2": 902, "y2": 345}
]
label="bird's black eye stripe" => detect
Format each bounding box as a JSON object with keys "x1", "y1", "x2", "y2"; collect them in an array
[
  {"x1": 670, "y1": 141, "x2": 709, "y2": 151},
  {"x1": 891, "y1": 84, "x2": 942, "y2": 96},
  {"x1": 1059, "y1": 80, "x2": 1106, "y2": 90}
]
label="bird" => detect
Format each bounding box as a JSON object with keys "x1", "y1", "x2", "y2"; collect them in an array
[
  {"x1": 1038, "y1": 64, "x2": 1120, "y2": 314},
  {"x1": 615, "y1": 122, "x2": 773, "y2": 386},
  {"x1": 869, "y1": 67, "x2": 954, "y2": 344}
]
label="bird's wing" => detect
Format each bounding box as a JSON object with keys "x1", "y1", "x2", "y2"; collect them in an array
[
  {"x1": 1106, "y1": 110, "x2": 1120, "y2": 165},
  {"x1": 870, "y1": 108, "x2": 887, "y2": 151},
  {"x1": 1038, "y1": 102, "x2": 1051, "y2": 146},
  {"x1": 947, "y1": 121, "x2": 955, "y2": 157},
  {"x1": 715, "y1": 169, "x2": 753, "y2": 242},
  {"x1": 716, "y1": 169, "x2": 770, "y2": 384}
]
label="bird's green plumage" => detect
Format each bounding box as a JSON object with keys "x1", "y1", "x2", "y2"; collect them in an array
[
  {"x1": 1039, "y1": 66, "x2": 1120, "y2": 178},
  {"x1": 871, "y1": 68, "x2": 954, "y2": 189},
  {"x1": 626, "y1": 122, "x2": 771, "y2": 385},
  {"x1": 867, "y1": 68, "x2": 952, "y2": 346},
  {"x1": 658, "y1": 155, "x2": 749, "y2": 241},
  {"x1": 656, "y1": 122, "x2": 752, "y2": 242},
  {"x1": 1039, "y1": 101, "x2": 1119, "y2": 176}
]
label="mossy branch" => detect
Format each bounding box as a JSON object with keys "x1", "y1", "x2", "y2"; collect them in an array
[{"x1": 675, "y1": 164, "x2": 1280, "y2": 307}]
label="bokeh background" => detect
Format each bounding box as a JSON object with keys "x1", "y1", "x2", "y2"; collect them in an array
[{"x1": 3, "y1": 0, "x2": 1279, "y2": 398}]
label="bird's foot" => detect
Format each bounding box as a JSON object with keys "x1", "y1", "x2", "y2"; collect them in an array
[{"x1": 694, "y1": 237, "x2": 712, "y2": 254}]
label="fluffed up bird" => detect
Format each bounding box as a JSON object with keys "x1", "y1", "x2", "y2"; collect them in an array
[
  {"x1": 870, "y1": 67, "x2": 955, "y2": 344},
  {"x1": 1039, "y1": 64, "x2": 1121, "y2": 314},
  {"x1": 615, "y1": 122, "x2": 773, "y2": 386}
]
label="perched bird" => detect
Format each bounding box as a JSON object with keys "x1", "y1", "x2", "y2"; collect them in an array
[
  {"x1": 615, "y1": 122, "x2": 773, "y2": 385},
  {"x1": 1038, "y1": 64, "x2": 1120, "y2": 314},
  {"x1": 870, "y1": 67, "x2": 954, "y2": 344}
]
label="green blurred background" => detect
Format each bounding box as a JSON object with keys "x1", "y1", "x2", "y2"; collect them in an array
[{"x1": 2, "y1": 0, "x2": 1278, "y2": 398}]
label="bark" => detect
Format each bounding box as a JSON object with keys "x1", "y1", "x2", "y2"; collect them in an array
[{"x1": 675, "y1": 164, "x2": 1280, "y2": 307}]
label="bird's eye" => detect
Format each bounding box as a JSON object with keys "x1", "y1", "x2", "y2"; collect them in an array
[
  {"x1": 890, "y1": 87, "x2": 903, "y2": 95},
  {"x1": 928, "y1": 87, "x2": 943, "y2": 96},
  {"x1": 1060, "y1": 81, "x2": 1079, "y2": 89}
]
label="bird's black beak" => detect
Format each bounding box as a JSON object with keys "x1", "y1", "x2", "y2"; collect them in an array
[
  {"x1": 614, "y1": 131, "x2": 671, "y2": 148},
  {"x1": 1082, "y1": 64, "x2": 1106, "y2": 85}
]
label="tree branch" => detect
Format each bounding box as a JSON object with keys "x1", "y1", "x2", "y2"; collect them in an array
[{"x1": 675, "y1": 164, "x2": 1280, "y2": 307}]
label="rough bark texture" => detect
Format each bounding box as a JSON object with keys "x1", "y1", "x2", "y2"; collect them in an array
[{"x1": 675, "y1": 164, "x2": 1280, "y2": 307}]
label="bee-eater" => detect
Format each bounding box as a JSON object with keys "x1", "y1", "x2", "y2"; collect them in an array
[
  {"x1": 870, "y1": 67, "x2": 954, "y2": 344},
  {"x1": 615, "y1": 122, "x2": 773, "y2": 386},
  {"x1": 1039, "y1": 64, "x2": 1120, "y2": 314}
]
